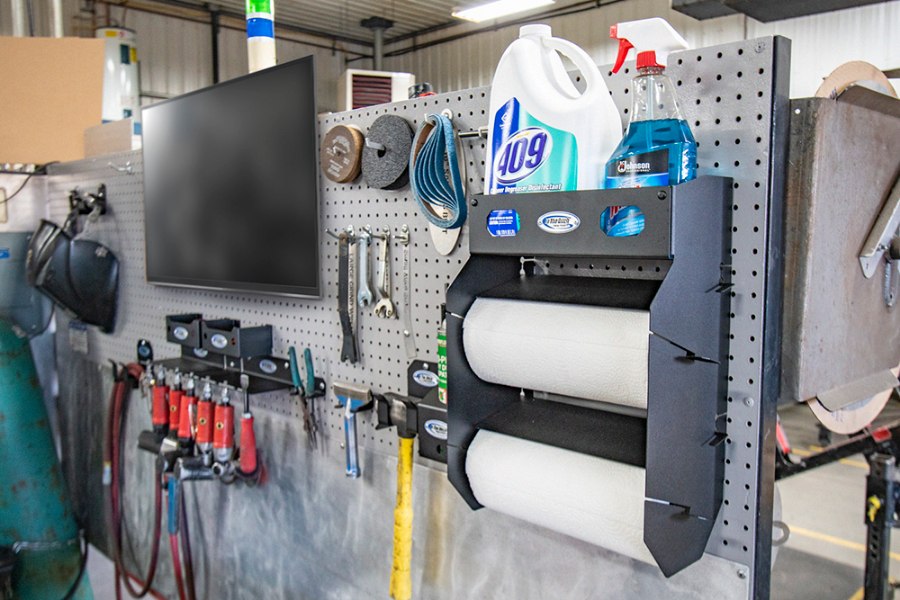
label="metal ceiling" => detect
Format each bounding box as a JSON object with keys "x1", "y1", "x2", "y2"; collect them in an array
[{"x1": 168, "y1": 0, "x2": 588, "y2": 46}]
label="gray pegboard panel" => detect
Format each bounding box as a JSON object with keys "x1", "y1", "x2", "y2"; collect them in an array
[
  {"x1": 593, "y1": 38, "x2": 788, "y2": 587},
  {"x1": 545, "y1": 38, "x2": 787, "y2": 583},
  {"x1": 46, "y1": 36, "x2": 788, "y2": 597},
  {"x1": 45, "y1": 87, "x2": 493, "y2": 463}
]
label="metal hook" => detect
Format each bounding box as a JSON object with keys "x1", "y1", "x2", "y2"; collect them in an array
[
  {"x1": 108, "y1": 161, "x2": 134, "y2": 175},
  {"x1": 364, "y1": 139, "x2": 386, "y2": 152},
  {"x1": 458, "y1": 126, "x2": 489, "y2": 140}
]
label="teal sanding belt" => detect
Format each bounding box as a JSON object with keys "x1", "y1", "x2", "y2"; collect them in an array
[
  {"x1": 409, "y1": 114, "x2": 467, "y2": 229},
  {"x1": 362, "y1": 115, "x2": 413, "y2": 190}
]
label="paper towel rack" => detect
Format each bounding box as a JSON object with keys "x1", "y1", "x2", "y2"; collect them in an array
[{"x1": 446, "y1": 176, "x2": 733, "y2": 576}]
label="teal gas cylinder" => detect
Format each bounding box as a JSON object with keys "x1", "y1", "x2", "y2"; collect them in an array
[{"x1": 0, "y1": 319, "x2": 92, "y2": 599}]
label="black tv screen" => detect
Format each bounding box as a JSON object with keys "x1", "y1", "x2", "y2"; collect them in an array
[{"x1": 142, "y1": 56, "x2": 320, "y2": 297}]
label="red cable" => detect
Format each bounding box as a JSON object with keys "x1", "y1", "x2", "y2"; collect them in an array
[
  {"x1": 106, "y1": 369, "x2": 165, "y2": 599},
  {"x1": 169, "y1": 534, "x2": 187, "y2": 600}
]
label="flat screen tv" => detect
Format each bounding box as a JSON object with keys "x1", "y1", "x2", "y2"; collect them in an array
[{"x1": 141, "y1": 56, "x2": 320, "y2": 297}]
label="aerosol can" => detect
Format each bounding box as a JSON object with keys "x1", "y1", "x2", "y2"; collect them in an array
[
  {"x1": 485, "y1": 24, "x2": 620, "y2": 194},
  {"x1": 604, "y1": 18, "x2": 696, "y2": 193}
]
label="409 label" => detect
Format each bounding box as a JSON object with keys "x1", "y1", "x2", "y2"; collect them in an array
[{"x1": 494, "y1": 127, "x2": 552, "y2": 184}]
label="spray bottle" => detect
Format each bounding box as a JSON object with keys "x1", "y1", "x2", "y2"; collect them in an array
[{"x1": 604, "y1": 18, "x2": 696, "y2": 195}]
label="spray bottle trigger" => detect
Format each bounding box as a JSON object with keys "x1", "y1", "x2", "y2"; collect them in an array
[{"x1": 612, "y1": 38, "x2": 634, "y2": 74}]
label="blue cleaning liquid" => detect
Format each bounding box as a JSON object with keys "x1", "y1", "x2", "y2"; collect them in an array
[{"x1": 604, "y1": 119, "x2": 696, "y2": 189}]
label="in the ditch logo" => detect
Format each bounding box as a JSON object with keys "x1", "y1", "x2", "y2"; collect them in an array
[{"x1": 537, "y1": 211, "x2": 581, "y2": 234}]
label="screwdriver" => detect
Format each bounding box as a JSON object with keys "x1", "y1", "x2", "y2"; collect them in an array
[{"x1": 238, "y1": 374, "x2": 258, "y2": 476}]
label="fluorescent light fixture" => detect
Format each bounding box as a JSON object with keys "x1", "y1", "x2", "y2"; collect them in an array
[{"x1": 452, "y1": 0, "x2": 555, "y2": 23}]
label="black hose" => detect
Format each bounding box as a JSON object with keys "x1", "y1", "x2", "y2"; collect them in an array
[
  {"x1": 60, "y1": 532, "x2": 88, "y2": 600},
  {"x1": 179, "y1": 492, "x2": 197, "y2": 600}
]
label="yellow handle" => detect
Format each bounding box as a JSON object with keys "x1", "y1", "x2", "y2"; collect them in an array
[
  {"x1": 389, "y1": 437, "x2": 414, "y2": 600},
  {"x1": 868, "y1": 495, "x2": 883, "y2": 523}
]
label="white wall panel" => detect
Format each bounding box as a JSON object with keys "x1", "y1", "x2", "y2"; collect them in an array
[{"x1": 384, "y1": 0, "x2": 899, "y2": 99}]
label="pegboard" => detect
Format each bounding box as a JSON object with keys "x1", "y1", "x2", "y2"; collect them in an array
[
  {"x1": 45, "y1": 88, "x2": 492, "y2": 458},
  {"x1": 45, "y1": 36, "x2": 788, "y2": 598}
]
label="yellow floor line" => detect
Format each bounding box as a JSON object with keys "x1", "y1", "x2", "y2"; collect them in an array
[
  {"x1": 790, "y1": 525, "x2": 900, "y2": 562},
  {"x1": 789, "y1": 446, "x2": 869, "y2": 470},
  {"x1": 848, "y1": 587, "x2": 863, "y2": 600}
]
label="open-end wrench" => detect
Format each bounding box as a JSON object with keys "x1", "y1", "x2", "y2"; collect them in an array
[
  {"x1": 357, "y1": 228, "x2": 373, "y2": 307},
  {"x1": 373, "y1": 227, "x2": 396, "y2": 318},
  {"x1": 338, "y1": 228, "x2": 359, "y2": 363},
  {"x1": 395, "y1": 225, "x2": 417, "y2": 359}
]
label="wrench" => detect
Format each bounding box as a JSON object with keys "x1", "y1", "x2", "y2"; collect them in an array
[
  {"x1": 357, "y1": 228, "x2": 373, "y2": 307},
  {"x1": 396, "y1": 225, "x2": 417, "y2": 359},
  {"x1": 373, "y1": 228, "x2": 396, "y2": 318}
]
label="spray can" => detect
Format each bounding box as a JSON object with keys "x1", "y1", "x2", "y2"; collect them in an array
[{"x1": 437, "y1": 308, "x2": 447, "y2": 406}]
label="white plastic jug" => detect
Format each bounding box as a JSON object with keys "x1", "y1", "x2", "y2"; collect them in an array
[{"x1": 485, "y1": 24, "x2": 621, "y2": 194}]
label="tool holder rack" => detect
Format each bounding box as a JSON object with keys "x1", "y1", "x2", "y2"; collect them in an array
[
  {"x1": 447, "y1": 176, "x2": 732, "y2": 576},
  {"x1": 47, "y1": 36, "x2": 791, "y2": 599}
]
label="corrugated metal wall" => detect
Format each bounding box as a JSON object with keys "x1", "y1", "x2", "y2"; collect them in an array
[
  {"x1": 383, "y1": 0, "x2": 900, "y2": 98},
  {"x1": 126, "y1": 9, "x2": 368, "y2": 111},
  {"x1": 3, "y1": 0, "x2": 896, "y2": 108}
]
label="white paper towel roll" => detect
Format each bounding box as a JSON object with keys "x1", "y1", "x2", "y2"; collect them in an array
[
  {"x1": 467, "y1": 430, "x2": 654, "y2": 563},
  {"x1": 463, "y1": 298, "x2": 650, "y2": 409}
]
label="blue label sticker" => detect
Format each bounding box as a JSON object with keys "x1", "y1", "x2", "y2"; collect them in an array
[
  {"x1": 412, "y1": 369, "x2": 439, "y2": 388},
  {"x1": 259, "y1": 359, "x2": 278, "y2": 374},
  {"x1": 0, "y1": 248, "x2": 9, "y2": 260},
  {"x1": 487, "y1": 209, "x2": 521, "y2": 238},
  {"x1": 600, "y1": 205, "x2": 645, "y2": 237},
  {"x1": 424, "y1": 419, "x2": 448, "y2": 440}
]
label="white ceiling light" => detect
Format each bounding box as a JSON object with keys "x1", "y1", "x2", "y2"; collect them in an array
[{"x1": 452, "y1": 0, "x2": 556, "y2": 23}]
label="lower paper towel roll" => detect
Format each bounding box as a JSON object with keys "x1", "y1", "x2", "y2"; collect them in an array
[
  {"x1": 466, "y1": 430, "x2": 654, "y2": 564},
  {"x1": 463, "y1": 298, "x2": 649, "y2": 409}
]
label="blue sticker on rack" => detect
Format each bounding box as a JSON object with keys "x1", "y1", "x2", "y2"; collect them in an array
[
  {"x1": 0, "y1": 248, "x2": 10, "y2": 260},
  {"x1": 486, "y1": 209, "x2": 521, "y2": 238}
]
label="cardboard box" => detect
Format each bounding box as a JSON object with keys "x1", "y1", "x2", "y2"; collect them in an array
[
  {"x1": 0, "y1": 37, "x2": 105, "y2": 164},
  {"x1": 84, "y1": 118, "x2": 139, "y2": 157}
]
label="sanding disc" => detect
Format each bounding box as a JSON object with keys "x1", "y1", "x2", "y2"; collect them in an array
[
  {"x1": 815, "y1": 61, "x2": 897, "y2": 99},
  {"x1": 321, "y1": 125, "x2": 364, "y2": 183},
  {"x1": 362, "y1": 115, "x2": 413, "y2": 190},
  {"x1": 808, "y1": 364, "x2": 899, "y2": 434},
  {"x1": 429, "y1": 222, "x2": 460, "y2": 256}
]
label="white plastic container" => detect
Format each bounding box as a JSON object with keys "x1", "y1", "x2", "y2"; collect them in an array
[{"x1": 484, "y1": 24, "x2": 621, "y2": 194}]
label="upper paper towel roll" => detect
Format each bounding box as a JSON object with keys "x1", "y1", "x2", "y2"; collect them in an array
[
  {"x1": 463, "y1": 298, "x2": 650, "y2": 409},
  {"x1": 467, "y1": 430, "x2": 654, "y2": 564}
]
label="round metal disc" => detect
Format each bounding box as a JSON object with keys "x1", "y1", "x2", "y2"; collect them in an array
[
  {"x1": 429, "y1": 222, "x2": 460, "y2": 256},
  {"x1": 815, "y1": 61, "x2": 897, "y2": 99},
  {"x1": 361, "y1": 115, "x2": 413, "y2": 190},
  {"x1": 808, "y1": 365, "x2": 899, "y2": 434},
  {"x1": 321, "y1": 125, "x2": 364, "y2": 183}
]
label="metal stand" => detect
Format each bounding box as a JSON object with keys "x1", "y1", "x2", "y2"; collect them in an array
[
  {"x1": 777, "y1": 419, "x2": 900, "y2": 599},
  {"x1": 865, "y1": 452, "x2": 898, "y2": 600}
]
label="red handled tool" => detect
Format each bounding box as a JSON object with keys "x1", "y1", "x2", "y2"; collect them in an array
[
  {"x1": 238, "y1": 374, "x2": 258, "y2": 478},
  {"x1": 213, "y1": 386, "x2": 235, "y2": 465},
  {"x1": 168, "y1": 371, "x2": 183, "y2": 435},
  {"x1": 177, "y1": 376, "x2": 197, "y2": 448},
  {"x1": 151, "y1": 366, "x2": 169, "y2": 436},
  {"x1": 196, "y1": 381, "x2": 215, "y2": 464}
]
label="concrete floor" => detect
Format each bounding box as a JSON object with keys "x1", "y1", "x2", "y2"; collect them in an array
[
  {"x1": 85, "y1": 400, "x2": 899, "y2": 599},
  {"x1": 771, "y1": 398, "x2": 900, "y2": 600}
]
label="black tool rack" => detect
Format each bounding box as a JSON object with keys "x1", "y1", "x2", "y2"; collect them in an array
[{"x1": 447, "y1": 176, "x2": 732, "y2": 576}]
